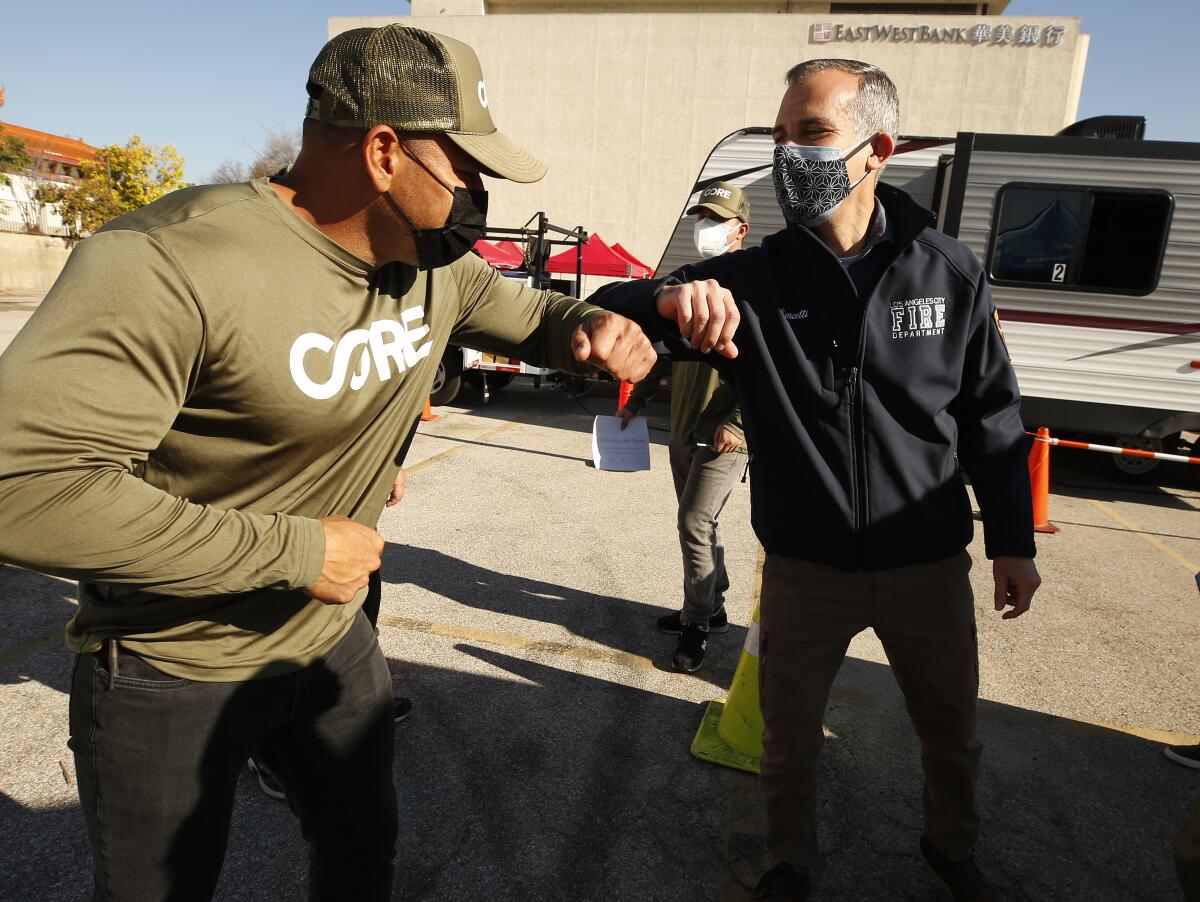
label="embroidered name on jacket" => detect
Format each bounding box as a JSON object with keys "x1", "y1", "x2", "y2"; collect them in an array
[
  {"x1": 890, "y1": 296, "x2": 946, "y2": 339},
  {"x1": 289, "y1": 308, "x2": 432, "y2": 400}
]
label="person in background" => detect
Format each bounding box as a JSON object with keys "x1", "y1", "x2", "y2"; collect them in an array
[{"x1": 620, "y1": 181, "x2": 750, "y2": 673}]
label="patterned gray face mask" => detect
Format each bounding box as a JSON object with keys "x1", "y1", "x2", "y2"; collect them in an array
[{"x1": 772, "y1": 133, "x2": 878, "y2": 229}]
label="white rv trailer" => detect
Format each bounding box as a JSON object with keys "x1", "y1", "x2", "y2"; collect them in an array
[{"x1": 656, "y1": 128, "x2": 1199, "y2": 475}]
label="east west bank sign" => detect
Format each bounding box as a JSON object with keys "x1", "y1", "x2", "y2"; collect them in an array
[{"x1": 810, "y1": 21, "x2": 1068, "y2": 48}]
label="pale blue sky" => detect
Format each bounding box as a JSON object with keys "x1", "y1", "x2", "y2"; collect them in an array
[{"x1": 1, "y1": 1, "x2": 1194, "y2": 183}]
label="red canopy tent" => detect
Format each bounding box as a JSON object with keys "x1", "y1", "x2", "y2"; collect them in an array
[
  {"x1": 472, "y1": 239, "x2": 524, "y2": 270},
  {"x1": 494, "y1": 240, "x2": 528, "y2": 267},
  {"x1": 610, "y1": 243, "x2": 652, "y2": 279},
  {"x1": 544, "y1": 233, "x2": 651, "y2": 279}
]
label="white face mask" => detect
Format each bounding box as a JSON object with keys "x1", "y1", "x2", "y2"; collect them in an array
[{"x1": 694, "y1": 218, "x2": 735, "y2": 258}]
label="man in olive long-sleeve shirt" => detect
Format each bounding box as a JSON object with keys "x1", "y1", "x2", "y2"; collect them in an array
[{"x1": 0, "y1": 26, "x2": 738, "y2": 900}]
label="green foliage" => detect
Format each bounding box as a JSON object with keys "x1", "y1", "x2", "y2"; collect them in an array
[
  {"x1": 46, "y1": 135, "x2": 186, "y2": 236},
  {"x1": 0, "y1": 124, "x2": 34, "y2": 188}
]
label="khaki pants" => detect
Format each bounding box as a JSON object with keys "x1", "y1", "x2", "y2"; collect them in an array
[
  {"x1": 668, "y1": 442, "x2": 747, "y2": 628},
  {"x1": 759, "y1": 550, "x2": 981, "y2": 868}
]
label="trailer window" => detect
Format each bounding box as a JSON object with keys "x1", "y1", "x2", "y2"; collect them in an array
[
  {"x1": 991, "y1": 188, "x2": 1084, "y2": 284},
  {"x1": 988, "y1": 184, "x2": 1172, "y2": 296},
  {"x1": 1078, "y1": 192, "x2": 1172, "y2": 293}
]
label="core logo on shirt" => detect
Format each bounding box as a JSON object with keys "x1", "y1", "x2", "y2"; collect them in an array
[
  {"x1": 783, "y1": 310, "x2": 810, "y2": 320},
  {"x1": 890, "y1": 296, "x2": 946, "y2": 340},
  {"x1": 289, "y1": 308, "x2": 432, "y2": 401}
]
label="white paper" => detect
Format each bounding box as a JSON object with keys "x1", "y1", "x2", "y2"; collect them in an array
[{"x1": 591, "y1": 415, "x2": 651, "y2": 471}]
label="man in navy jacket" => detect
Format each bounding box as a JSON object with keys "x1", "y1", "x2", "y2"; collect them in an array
[{"x1": 593, "y1": 59, "x2": 1040, "y2": 901}]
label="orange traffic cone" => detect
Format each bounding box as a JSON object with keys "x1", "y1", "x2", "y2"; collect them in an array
[
  {"x1": 420, "y1": 396, "x2": 439, "y2": 423},
  {"x1": 1028, "y1": 426, "x2": 1059, "y2": 534},
  {"x1": 617, "y1": 380, "x2": 633, "y2": 412}
]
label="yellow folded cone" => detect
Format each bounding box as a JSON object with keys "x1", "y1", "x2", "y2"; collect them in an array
[{"x1": 691, "y1": 603, "x2": 763, "y2": 774}]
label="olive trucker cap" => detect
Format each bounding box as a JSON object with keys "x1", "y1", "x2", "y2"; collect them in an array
[
  {"x1": 306, "y1": 24, "x2": 546, "y2": 183},
  {"x1": 687, "y1": 181, "x2": 750, "y2": 223}
]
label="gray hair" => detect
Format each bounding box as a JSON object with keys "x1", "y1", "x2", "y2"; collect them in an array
[{"x1": 785, "y1": 59, "x2": 901, "y2": 138}]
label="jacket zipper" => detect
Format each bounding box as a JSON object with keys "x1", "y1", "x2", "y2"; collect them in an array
[
  {"x1": 847, "y1": 364, "x2": 861, "y2": 535},
  {"x1": 833, "y1": 263, "x2": 875, "y2": 565},
  {"x1": 796, "y1": 222, "x2": 897, "y2": 565},
  {"x1": 828, "y1": 253, "x2": 871, "y2": 557},
  {"x1": 849, "y1": 322, "x2": 870, "y2": 559}
]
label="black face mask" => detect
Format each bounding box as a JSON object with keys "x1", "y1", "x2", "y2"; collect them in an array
[{"x1": 386, "y1": 147, "x2": 488, "y2": 271}]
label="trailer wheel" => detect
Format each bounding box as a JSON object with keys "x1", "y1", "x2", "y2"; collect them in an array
[
  {"x1": 1103, "y1": 433, "x2": 1176, "y2": 483},
  {"x1": 429, "y1": 349, "x2": 463, "y2": 407},
  {"x1": 554, "y1": 373, "x2": 598, "y2": 396}
]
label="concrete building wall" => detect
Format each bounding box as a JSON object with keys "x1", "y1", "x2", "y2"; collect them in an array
[
  {"x1": 332, "y1": 11, "x2": 1085, "y2": 270},
  {"x1": 0, "y1": 233, "x2": 73, "y2": 294},
  {"x1": 412, "y1": 1, "x2": 1012, "y2": 14},
  {"x1": 412, "y1": 0, "x2": 485, "y2": 14}
]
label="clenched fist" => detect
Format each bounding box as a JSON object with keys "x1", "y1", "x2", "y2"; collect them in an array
[
  {"x1": 655, "y1": 280, "x2": 740, "y2": 357},
  {"x1": 305, "y1": 516, "x2": 385, "y2": 605},
  {"x1": 571, "y1": 312, "x2": 657, "y2": 383}
]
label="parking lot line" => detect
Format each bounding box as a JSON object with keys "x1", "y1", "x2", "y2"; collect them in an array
[
  {"x1": 406, "y1": 418, "x2": 524, "y2": 476},
  {"x1": 1084, "y1": 498, "x2": 1200, "y2": 573}
]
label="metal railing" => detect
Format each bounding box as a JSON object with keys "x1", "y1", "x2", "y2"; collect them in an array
[{"x1": 0, "y1": 199, "x2": 74, "y2": 238}]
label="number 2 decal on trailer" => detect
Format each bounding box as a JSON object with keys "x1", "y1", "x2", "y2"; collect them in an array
[{"x1": 1052, "y1": 263, "x2": 1067, "y2": 283}]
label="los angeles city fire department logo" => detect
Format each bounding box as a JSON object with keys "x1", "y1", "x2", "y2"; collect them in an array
[{"x1": 890, "y1": 296, "x2": 947, "y2": 340}]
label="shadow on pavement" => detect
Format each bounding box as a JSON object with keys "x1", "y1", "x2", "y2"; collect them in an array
[
  {"x1": 0, "y1": 641, "x2": 1191, "y2": 900},
  {"x1": 0, "y1": 791, "x2": 91, "y2": 896},
  {"x1": 379, "y1": 543, "x2": 745, "y2": 691},
  {"x1": 389, "y1": 646, "x2": 1192, "y2": 901},
  {"x1": 0, "y1": 566, "x2": 77, "y2": 691}
]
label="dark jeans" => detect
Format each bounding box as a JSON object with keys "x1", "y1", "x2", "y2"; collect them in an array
[{"x1": 68, "y1": 612, "x2": 397, "y2": 902}]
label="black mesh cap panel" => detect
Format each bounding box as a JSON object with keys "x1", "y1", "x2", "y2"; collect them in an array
[{"x1": 307, "y1": 25, "x2": 462, "y2": 131}]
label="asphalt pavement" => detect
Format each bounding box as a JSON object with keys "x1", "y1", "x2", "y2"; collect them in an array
[{"x1": 0, "y1": 335, "x2": 1197, "y2": 900}]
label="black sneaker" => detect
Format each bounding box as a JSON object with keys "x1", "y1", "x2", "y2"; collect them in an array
[
  {"x1": 247, "y1": 756, "x2": 286, "y2": 802},
  {"x1": 752, "y1": 863, "x2": 812, "y2": 901},
  {"x1": 672, "y1": 623, "x2": 709, "y2": 672},
  {"x1": 393, "y1": 696, "x2": 413, "y2": 724},
  {"x1": 920, "y1": 834, "x2": 997, "y2": 901},
  {"x1": 656, "y1": 607, "x2": 729, "y2": 634},
  {"x1": 1165, "y1": 743, "x2": 1200, "y2": 769}
]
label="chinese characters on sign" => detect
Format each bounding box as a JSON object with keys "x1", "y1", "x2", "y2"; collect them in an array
[{"x1": 810, "y1": 22, "x2": 1067, "y2": 47}]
